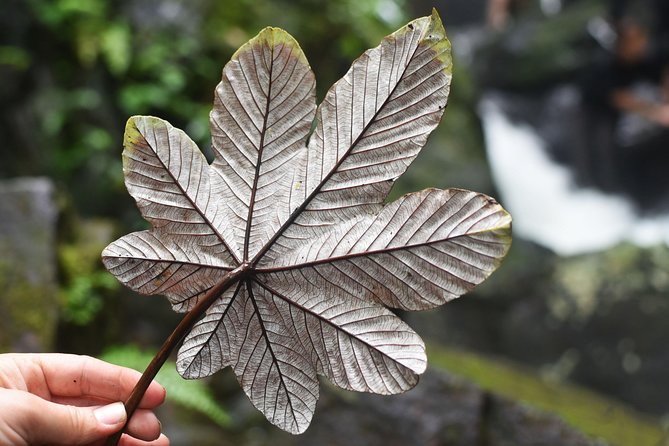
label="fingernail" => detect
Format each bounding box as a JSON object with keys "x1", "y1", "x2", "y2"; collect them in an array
[{"x1": 94, "y1": 402, "x2": 127, "y2": 425}]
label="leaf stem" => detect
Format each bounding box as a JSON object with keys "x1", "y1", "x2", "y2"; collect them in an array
[{"x1": 105, "y1": 263, "x2": 249, "y2": 446}]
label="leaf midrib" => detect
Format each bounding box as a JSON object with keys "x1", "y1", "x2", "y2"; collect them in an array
[
  {"x1": 249, "y1": 24, "x2": 427, "y2": 267},
  {"x1": 254, "y1": 277, "x2": 422, "y2": 376},
  {"x1": 244, "y1": 40, "x2": 276, "y2": 261},
  {"x1": 179, "y1": 281, "x2": 244, "y2": 377},
  {"x1": 253, "y1": 230, "x2": 502, "y2": 273},
  {"x1": 145, "y1": 124, "x2": 240, "y2": 264},
  {"x1": 246, "y1": 279, "x2": 301, "y2": 428},
  {"x1": 107, "y1": 254, "x2": 234, "y2": 271}
]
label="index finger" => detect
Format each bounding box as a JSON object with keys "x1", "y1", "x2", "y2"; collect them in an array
[{"x1": 34, "y1": 354, "x2": 166, "y2": 409}]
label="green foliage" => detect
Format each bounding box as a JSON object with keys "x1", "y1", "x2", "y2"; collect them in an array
[
  {"x1": 58, "y1": 270, "x2": 116, "y2": 325},
  {"x1": 100, "y1": 345, "x2": 231, "y2": 428},
  {"x1": 58, "y1": 219, "x2": 119, "y2": 325},
  {"x1": 0, "y1": 46, "x2": 31, "y2": 70},
  {"x1": 28, "y1": 0, "x2": 129, "y2": 73},
  {"x1": 7, "y1": 0, "x2": 408, "y2": 219}
]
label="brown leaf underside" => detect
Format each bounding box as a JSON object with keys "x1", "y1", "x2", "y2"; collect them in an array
[{"x1": 102, "y1": 10, "x2": 511, "y2": 435}]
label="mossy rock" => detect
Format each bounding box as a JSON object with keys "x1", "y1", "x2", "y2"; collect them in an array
[
  {"x1": 0, "y1": 178, "x2": 59, "y2": 351},
  {"x1": 429, "y1": 344, "x2": 669, "y2": 446}
]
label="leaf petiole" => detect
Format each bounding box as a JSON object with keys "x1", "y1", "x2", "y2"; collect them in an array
[{"x1": 105, "y1": 263, "x2": 249, "y2": 446}]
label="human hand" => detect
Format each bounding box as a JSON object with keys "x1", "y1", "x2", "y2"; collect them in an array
[{"x1": 0, "y1": 353, "x2": 168, "y2": 446}]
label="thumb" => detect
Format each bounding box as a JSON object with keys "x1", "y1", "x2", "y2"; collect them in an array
[{"x1": 25, "y1": 397, "x2": 127, "y2": 445}]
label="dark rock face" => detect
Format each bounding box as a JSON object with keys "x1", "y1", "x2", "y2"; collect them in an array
[
  {"x1": 0, "y1": 177, "x2": 59, "y2": 351},
  {"x1": 207, "y1": 369, "x2": 595, "y2": 446},
  {"x1": 295, "y1": 371, "x2": 484, "y2": 446},
  {"x1": 484, "y1": 395, "x2": 597, "y2": 446},
  {"x1": 158, "y1": 366, "x2": 598, "y2": 446},
  {"x1": 407, "y1": 239, "x2": 669, "y2": 416}
]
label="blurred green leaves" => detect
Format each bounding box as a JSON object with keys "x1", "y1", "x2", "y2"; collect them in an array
[
  {"x1": 100, "y1": 345, "x2": 231, "y2": 428},
  {"x1": 0, "y1": 46, "x2": 31, "y2": 70},
  {"x1": 58, "y1": 219, "x2": 119, "y2": 325},
  {"x1": 11, "y1": 0, "x2": 408, "y2": 214},
  {"x1": 29, "y1": 0, "x2": 130, "y2": 73},
  {"x1": 100, "y1": 22, "x2": 132, "y2": 75}
]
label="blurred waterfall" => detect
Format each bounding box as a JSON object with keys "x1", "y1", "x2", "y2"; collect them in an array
[{"x1": 480, "y1": 94, "x2": 669, "y2": 256}]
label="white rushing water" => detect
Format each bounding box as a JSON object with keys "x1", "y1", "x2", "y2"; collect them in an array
[{"x1": 479, "y1": 97, "x2": 669, "y2": 256}]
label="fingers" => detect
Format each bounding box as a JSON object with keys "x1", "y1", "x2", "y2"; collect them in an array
[
  {"x1": 34, "y1": 354, "x2": 166, "y2": 409},
  {"x1": 0, "y1": 388, "x2": 127, "y2": 445},
  {"x1": 119, "y1": 433, "x2": 170, "y2": 446},
  {"x1": 125, "y1": 409, "x2": 162, "y2": 442},
  {"x1": 0, "y1": 355, "x2": 169, "y2": 445},
  {"x1": 0, "y1": 389, "x2": 166, "y2": 446},
  {"x1": 44, "y1": 402, "x2": 164, "y2": 442}
]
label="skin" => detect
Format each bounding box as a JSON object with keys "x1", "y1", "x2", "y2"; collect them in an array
[{"x1": 0, "y1": 353, "x2": 169, "y2": 446}]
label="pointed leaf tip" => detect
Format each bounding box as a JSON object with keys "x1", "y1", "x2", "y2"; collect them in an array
[
  {"x1": 231, "y1": 26, "x2": 310, "y2": 67},
  {"x1": 425, "y1": 9, "x2": 451, "y2": 68},
  {"x1": 429, "y1": 8, "x2": 446, "y2": 36}
]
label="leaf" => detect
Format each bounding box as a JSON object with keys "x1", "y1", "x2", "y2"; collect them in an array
[
  {"x1": 102, "y1": 10, "x2": 512, "y2": 435},
  {"x1": 100, "y1": 346, "x2": 231, "y2": 428}
]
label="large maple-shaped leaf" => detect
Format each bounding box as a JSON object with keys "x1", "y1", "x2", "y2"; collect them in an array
[{"x1": 102, "y1": 10, "x2": 511, "y2": 434}]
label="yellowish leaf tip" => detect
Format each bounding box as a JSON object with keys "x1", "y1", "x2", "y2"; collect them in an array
[
  {"x1": 123, "y1": 116, "x2": 142, "y2": 145},
  {"x1": 231, "y1": 26, "x2": 310, "y2": 67}
]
